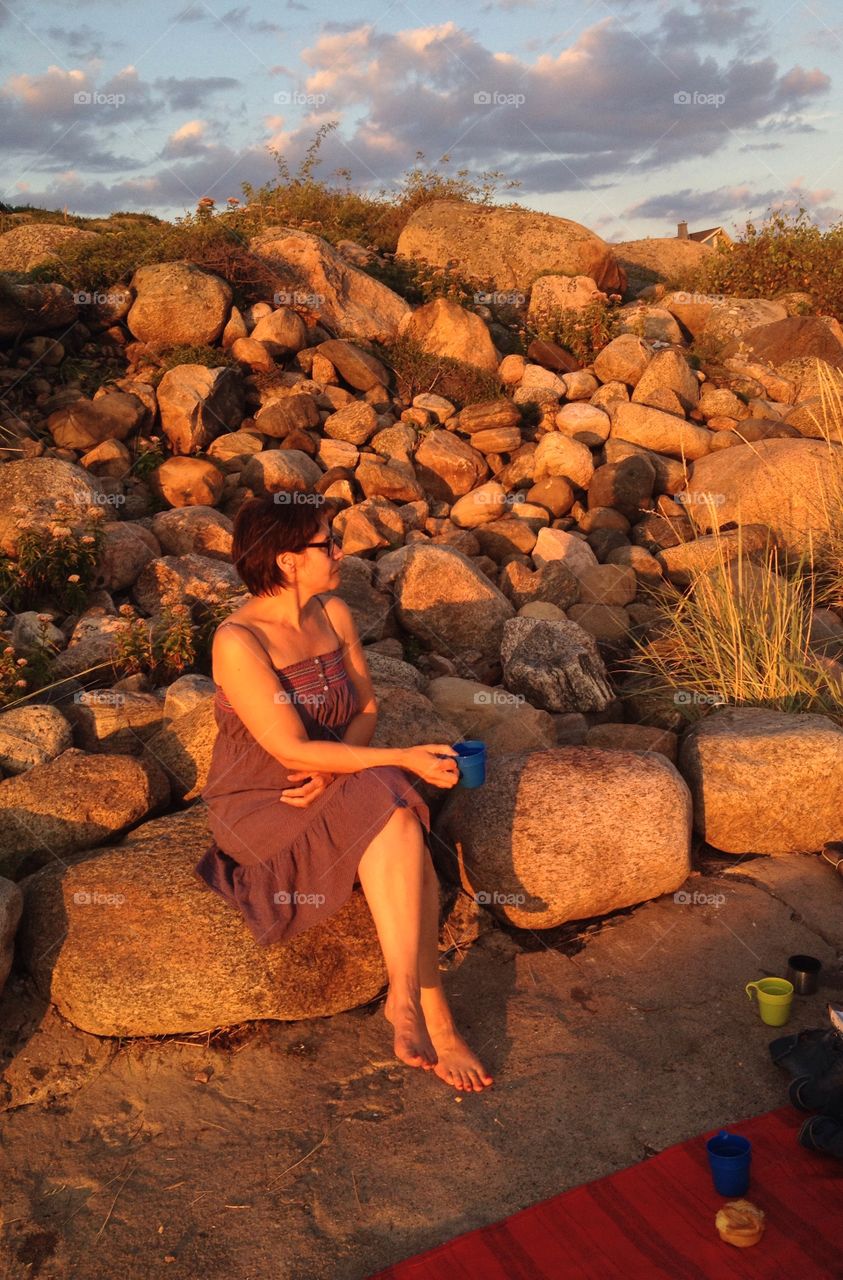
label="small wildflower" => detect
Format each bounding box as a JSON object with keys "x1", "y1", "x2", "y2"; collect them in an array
[
  {"x1": 16, "y1": 657, "x2": 27, "y2": 666},
  {"x1": 14, "y1": 679, "x2": 26, "y2": 688},
  {"x1": 118, "y1": 603, "x2": 136, "y2": 617},
  {"x1": 3, "y1": 646, "x2": 14, "y2": 656},
  {"x1": 67, "y1": 574, "x2": 80, "y2": 584},
  {"x1": 37, "y1": 613, "x2": 52, "y2": 623},
  {"x1": 81, "y1": 535, "x2": 96, "y2": 545}
]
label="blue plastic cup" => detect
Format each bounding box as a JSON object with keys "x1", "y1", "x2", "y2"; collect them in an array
[
  {"x1": 706, "y1": 1129, "x2": 751, "y2": 1196},
  {"x1": 454, "y1": 740, "x2": 486, "y2": 788}
]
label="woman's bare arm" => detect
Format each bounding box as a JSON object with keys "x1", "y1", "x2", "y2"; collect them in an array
[{"x1": 213, "y1": 625, "x2": 402, "y2": 775}]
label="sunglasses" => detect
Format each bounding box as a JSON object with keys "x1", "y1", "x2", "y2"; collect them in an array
[{"x1": 303, "y1": 529, "x2": 341, "y2": 555}]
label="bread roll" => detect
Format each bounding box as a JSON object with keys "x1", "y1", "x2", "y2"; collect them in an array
[{"x1": 715, "y1": 1199, "x2": 765, "y2": 1247}]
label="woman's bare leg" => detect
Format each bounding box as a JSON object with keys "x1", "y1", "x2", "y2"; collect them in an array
[
  {"x1": 355, "y1": 806, "x2": 437, "y2": 1071},
  {"x1": 417, "y1": 842, "x2": 495, "y2": 1092}
]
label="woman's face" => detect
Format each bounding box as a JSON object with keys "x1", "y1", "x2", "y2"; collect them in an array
[{"x1": 295, "y1": 514, "x2": 343, "y2": 591}]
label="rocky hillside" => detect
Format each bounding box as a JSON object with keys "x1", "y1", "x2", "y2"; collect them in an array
[{"x1": 1, "y1": 206, "x2": 842, "y2": 1036}]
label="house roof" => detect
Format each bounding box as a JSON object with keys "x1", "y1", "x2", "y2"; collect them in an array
[{"x1": 688, "y1": 226, "x2": 730, "y2": 242}]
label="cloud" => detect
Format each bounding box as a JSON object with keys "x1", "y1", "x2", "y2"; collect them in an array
[
  {"x1": 175, "y1": 3, "x2": 284, "y2": 35},
  {"x1": 622, "y1": 180, "x2": 841, "y2": 228},
  {"x1": 250, "y1": 11, "x2": 832, "y2": 199},
  {"x1": 14, "y1": 141, "x2": 278, "y2": 214},
  {"x1": 161, "y1": 119, "x2": 213, "y2": 158},
  {"x1": 153, "y1": 75, "x2": 241, "y2": 111}
]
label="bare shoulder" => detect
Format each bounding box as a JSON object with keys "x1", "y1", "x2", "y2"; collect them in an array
[{"x1": 211, "y1": 617, "x2": 264, "y2": 673}]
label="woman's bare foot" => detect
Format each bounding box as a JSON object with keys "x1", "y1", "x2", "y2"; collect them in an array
[
  {"x1": 428, "y1": 1024, "x2": 494, "y2": 1092},
  {"x1": 384, "y1": 985, "x2": 437, "y2": 1071},
  {"x1": 420, "y1": 987, "x2": 493, "y2": 1092}
]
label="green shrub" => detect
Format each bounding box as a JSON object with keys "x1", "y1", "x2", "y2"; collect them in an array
[
  {"x1": 372, "y1": 335, "x2": 502, "y2": 408},
  {"x1": 523, "y1": 298, "x2": 622, "y2": 366},
  {"x1": 687, "y1": 207, "x2": 843, "y2": 319},
  {"x1": 0, "y1": 504, "x2": 106, "y2": 613}
]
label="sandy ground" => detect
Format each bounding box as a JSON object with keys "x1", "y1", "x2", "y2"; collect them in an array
[{"x1": 1, "y1": 850, "x2": 840, "y2": 1280}]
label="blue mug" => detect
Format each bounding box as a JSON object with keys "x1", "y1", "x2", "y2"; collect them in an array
[
  {"x1": 706, "y1": 1129, "x2": 751, "y2": 1196},
  {"x1": 454, "y1": 740, "x2": 486, "y2": 788}
]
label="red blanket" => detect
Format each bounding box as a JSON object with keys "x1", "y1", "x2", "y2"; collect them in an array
[{"x1": 369, "y1": 1106, "x2": 843, "y2": 1278}]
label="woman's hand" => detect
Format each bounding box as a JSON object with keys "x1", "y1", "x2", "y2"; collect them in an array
[
  {"x1": 279, "y1": 770, "x2": 337, "y2": 808},
  {"x1": 402, "y1": 744, "x2": 461, "y2": 789}
]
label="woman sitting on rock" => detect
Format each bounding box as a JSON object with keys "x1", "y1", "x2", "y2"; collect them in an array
[{"x1": 196, "y1": 490, "x2": 494, "y2": 1093}]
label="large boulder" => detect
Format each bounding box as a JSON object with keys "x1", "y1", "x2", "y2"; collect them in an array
[
  {"x1": 17, "y1": 805, "x2": 387, "y2": 1036},
  {"x1": 527, "y1": 274, "x2": 607, "y2": 321},
  {"x1": 0, "y1": 704, "x2": 73, "y2": 774},
  {"x1": 397, "y1": 200, "x2": 627, "y2": 294},
  {"x1": 132, "y1": 552, "x2": 242, "y2": 614},
  {"x1": 719, "y1": 316, "x2": 843, "y2": 369},
  {"x1": 426, "y1": 675, "x2": 556, "y2": 754},
  {"x1": 248, "y1": 227, "x2": 410, "y2": 341},
  {"x1": 0, "y1": 278, "x2": 78, "y2": 340},
  {"x1": 127, "y1": 262, "x2": 232, "y2": 347},
  {"x1": 157, "y1": 364, "x2": 245, "y2": 455},
  {"x1": 47, "y1": 391, "x2": 147, "y2": 450},
  {"x1": 0, "y1": 457, "x2": 109, "y2": 557},
  {"x1": 413, "y1": 429, "x2": 488, "y2": 503},
  {"x1": 142, "y1": 698, "x2": 217, "y2": 801},
  {"x1": 500, "y1": 616, "x2": 613, "y2": 713},
  {"x1": 611, "y1": 237, "x2": 712, "y2": 293},
  {"x1": 678, "y1": 707, "x2": 843, "y2": 854},
  {"x1": 0, "y1": 223, "x2": 99, "y2": 272},
  {"x1": 151, "y1": 456, "x2": 226, "y2": 508},
  {"x1": 394, "y1": 544, "x2": 514, "y2": 666},
  {"x1": 397, "y1": 297, "x2": 499, "y2": 373},
  {"x1": 0, "y1": 748, "x2": 169, "y2": 880},
  {"x1": 437, "y1": 747, "x2": 692, "y2": 928},
  {"x1": 611, "y1": 402, "x2": 713, "y2": 460},
  {"x1": 663, "y1": 294, "x2": 787, "y2": 346},
  {"x1": 685, "y1": 438, "x2": 843, "y2": 558},
  {"x1": 150, "y1": 506, "x2": 233, "y2": 560},
  {"x1": 240, "y1": 447, "x2": 322, "y2": 496}
]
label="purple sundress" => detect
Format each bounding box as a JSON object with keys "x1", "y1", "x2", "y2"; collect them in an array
[{"x1": 194, "y1": 608, "x2": 431, "y2": 947}]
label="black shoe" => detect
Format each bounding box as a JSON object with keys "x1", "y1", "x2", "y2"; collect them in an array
[
  {"x1": 789, "y1": 1076, "x2": 816, "y2": 1112},
  {"x1": 798, "y1": 1114, "x2": 843, "y2": 1160}
]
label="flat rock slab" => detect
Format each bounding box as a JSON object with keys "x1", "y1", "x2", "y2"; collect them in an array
[{"x1": 0, "y1": 856, "x2": 839, "y2": 1278}]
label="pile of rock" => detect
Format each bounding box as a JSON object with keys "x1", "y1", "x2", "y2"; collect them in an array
[{"x1": 2, "y1": 215, "x2": 842, "y2": 1035}]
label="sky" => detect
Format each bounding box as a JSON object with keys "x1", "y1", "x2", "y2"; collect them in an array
[{"x1": 0, "y1": 0, "x2": 840, "y2": 243}]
